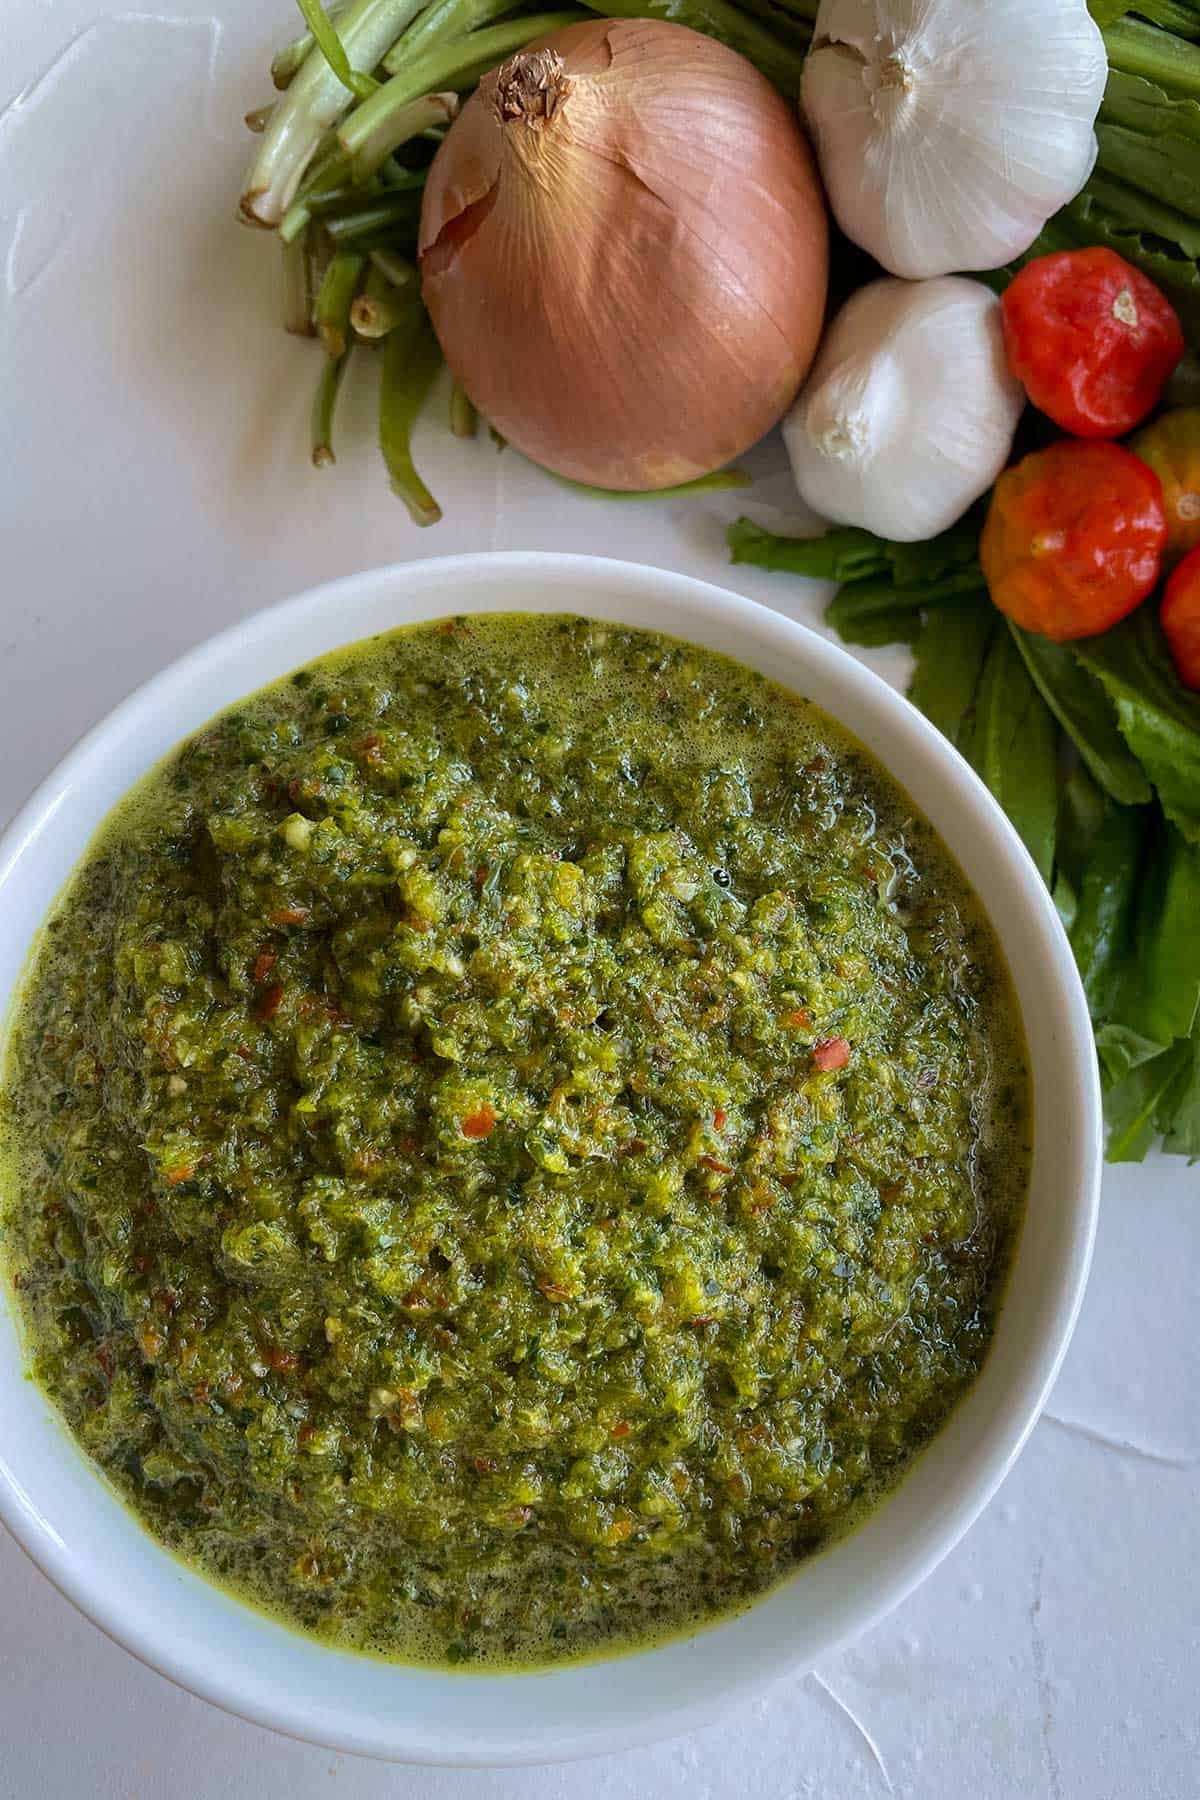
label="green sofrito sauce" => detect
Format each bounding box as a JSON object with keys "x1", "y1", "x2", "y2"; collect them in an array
[{"x1": 1, "y1": 615, "x2": 1030, "y2": 1669}]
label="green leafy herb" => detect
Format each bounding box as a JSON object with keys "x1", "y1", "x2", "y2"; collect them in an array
[
  {"x1": 1010, "y1": 626, "x2": 1152, "y2": 805},
  {"x1": 1106, "y1": 820, "x2": 1200, "y2": 1048},
  {"x1": 825, "y1": 585, "x2": 924, "y2": 647},
  {"x1": 1096, "y1": 1021, "x2": 1170, "y2": 1087},
  {"x1": 1074, "y1": 610, "x2": 1200, "y2": 844},
  {"x1": 1160, "y1": 1028, "x2": 1200, "y2": 1156},
  {"x1": 963, "y1": 628, "x2": 1059, "y2": 884},
  {"x1": 728, "y1": 520, "x2": 905, "y2": 584},
  {"x1": 1066, "y1": 797, "x2": 1149, "y2": 1021},
  {"x1": 908, "y1": 603, "x2": 997, "y2": 747},
  {"x1": 1052, "y1": 765, "x2": 1106, "y2": 930},
  {"x1": 1105, "y1": 1037, "x2": 1193, "y2": 1160},
  {"x1": 727, "y1": 515, "x2": 982, "y2": 587}
]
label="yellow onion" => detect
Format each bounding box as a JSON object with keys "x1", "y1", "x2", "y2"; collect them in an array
[{"x1": 418, "y1": 18, "x2": 828, "y2": 490}]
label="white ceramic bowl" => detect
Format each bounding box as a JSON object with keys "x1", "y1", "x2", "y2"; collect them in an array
[{"x1": 0, "y1": 553, "x2": 1101, "y2": 1765}]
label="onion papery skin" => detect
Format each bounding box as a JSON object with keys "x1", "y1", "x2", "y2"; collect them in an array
[{"x1": 419, "y1": 18, "x2": 829, "y2": 490}]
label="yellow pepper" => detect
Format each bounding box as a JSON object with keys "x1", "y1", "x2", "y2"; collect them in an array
[{"x1": 1132, "y1": 407, "x2": 1200, "y2": 569}]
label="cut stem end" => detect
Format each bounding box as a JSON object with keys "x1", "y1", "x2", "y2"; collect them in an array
[{"x1": 494, "y1": 49, "x2": 572, "y2": 128}]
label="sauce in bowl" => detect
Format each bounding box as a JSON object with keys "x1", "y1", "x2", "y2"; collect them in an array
[{"x1": 1, "y1": 613, "x2": 1030, "y2": 1668}]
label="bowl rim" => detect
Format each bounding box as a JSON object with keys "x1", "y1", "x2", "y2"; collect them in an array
[{"x1": 0, "y1": 551, "x2": 1102, "y2": 1765}]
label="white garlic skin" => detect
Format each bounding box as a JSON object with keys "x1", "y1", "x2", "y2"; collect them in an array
[
  {"x1": 783, "y1": 277, "x2": 1025, "y2": 542},
  {"x1": 802, "y1": 0, "x2": 1108, "y2": 279}
]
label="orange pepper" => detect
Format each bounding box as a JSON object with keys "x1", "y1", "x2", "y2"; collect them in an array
[
  {"x1": 980, "y1": 440, "x2": 1166, "y2": 641},
  {"x1": 1131, "y1": 407, "x2": 1200, "y2": 570},
  {"x1": 1161, "y1": 547, "x2": 1200, "y2": 690}
]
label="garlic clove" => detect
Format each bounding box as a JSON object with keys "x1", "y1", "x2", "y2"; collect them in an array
[
  {"x1": 783, "y1": 277, "x2": 1025, "y2": 542},
  {"x1": 802, "y1": 0, "x2": 1108, "y2": 280}
]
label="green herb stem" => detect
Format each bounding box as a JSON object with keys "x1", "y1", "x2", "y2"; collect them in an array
[
  {"x1": 315, "y1": 251, "x2": 367, "y2": 358},
  {"x1": 241, "y1": 0, "x2": 429, "y2": 226},
  {"x1": 380, "y1": 302, "x2": 444, "y2": 523},
  {"x1": 450, "y1": 379, "x2": 478, "y2": 438},
  {"x1": 380, "y1": 158, "x2": 434, "y2": 189},
  {"x1": 312, "y1": 351, "x2": 350, "y2": 466},
  {"x1": 553, "y1": 467, "x2": 751, "y2": 500},
  {"x1": 304, "y1": 180, "x2": 384, "y2": 220},
  {"x1": 1104, "y1": 16, "x2": 1200, "y2": 97},
  {"x1": 323, "y1": 193, "x2": 423, "y2": 241},
  {"x1": 719, "y1": 0, "x2": 814, "y2": 48},
  {"x1": 1101, "y1": 66, "x2": 1200, "y2": 140},
  {"x1": 343, "y1": 89, "x2": 461, "y2": 184},
  {"x1": 281, "y1": 234, "x2": 317, "y2": 336},
  {"x1": 272, "y1": 4, "x2": 349, "y2": 88},
  {"x1": 1133, "y1": 0, "x2": 1200, "y2": 38},
  {"x1": 370, "y1": 247, "x2": 420, "y2": 285},
  {"x1": 351, "y1": 266, "x2": 413, "y2": 337},
  {"x1": 295, "y1": 0, "x2": 381, "y2": 100},
  {"x1": 383, "y1": 0, "x2": 527, "y2": 75},
  {"x1": 339, "y1": 15, "x2": 580, "y2": 174},
  {"x1": 1096, "y1": 119, "x2": 1200, "y2": 220}
]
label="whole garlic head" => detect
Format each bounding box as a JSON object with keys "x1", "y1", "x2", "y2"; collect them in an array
[
  {"x1": 783, "y1": 276, "x2": 1025, "y2": 542},
  {"x1": 802, "y1": 0, "x2": 1108, "y2": 279}
]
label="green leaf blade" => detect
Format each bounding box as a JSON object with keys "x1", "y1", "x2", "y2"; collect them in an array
[
  {"x1": 909, "y1": 603, "x2": 997, "y2": 749},
  {"x1": 1074, "y1": 610, "x2": 1200, "y2": 845},
  {"x1": 1010, "y1": 626, "x2": 1152, "y2": 806},
  {"x1": 968, "y1": 629, "x2": 1059, "y2": 885},
  {"x1": 1105, "y1": 1039, "x2": 1191, "y2": 1160}
]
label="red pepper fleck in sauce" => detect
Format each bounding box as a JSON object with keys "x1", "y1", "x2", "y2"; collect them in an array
[
  {"x1": 252, "y1": 949, "x2": 278, "y2": 985},
  {"x1": 269, "y1": 905, "x2": 310, "y2": 927},
  {"x1": 461, "y1": 1104, "x2": 496, "y2": 1140},
  {"x1": 254, "y1": 983, "x2": 284, "y2": 1022},
  {"x1": 812, "y1": 1037, "x2": 851, "y2": 1072}
]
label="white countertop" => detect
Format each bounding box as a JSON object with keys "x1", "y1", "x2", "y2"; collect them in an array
[{"x1": 1, "y1": 6, "x2": 1197, "y2": 1795}]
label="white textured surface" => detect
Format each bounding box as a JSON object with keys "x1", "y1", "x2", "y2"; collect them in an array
[{"x1": 0, "y1": 5, "x2": 1196, "y2": 1795}]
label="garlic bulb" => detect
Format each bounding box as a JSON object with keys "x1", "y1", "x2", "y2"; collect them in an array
[
  {"x1": 801, "y1": 0, "x2": 1108, "y2": 279},
  {"x1": 783, "y1": 277, "x2": 1025, "y2": 542}
]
